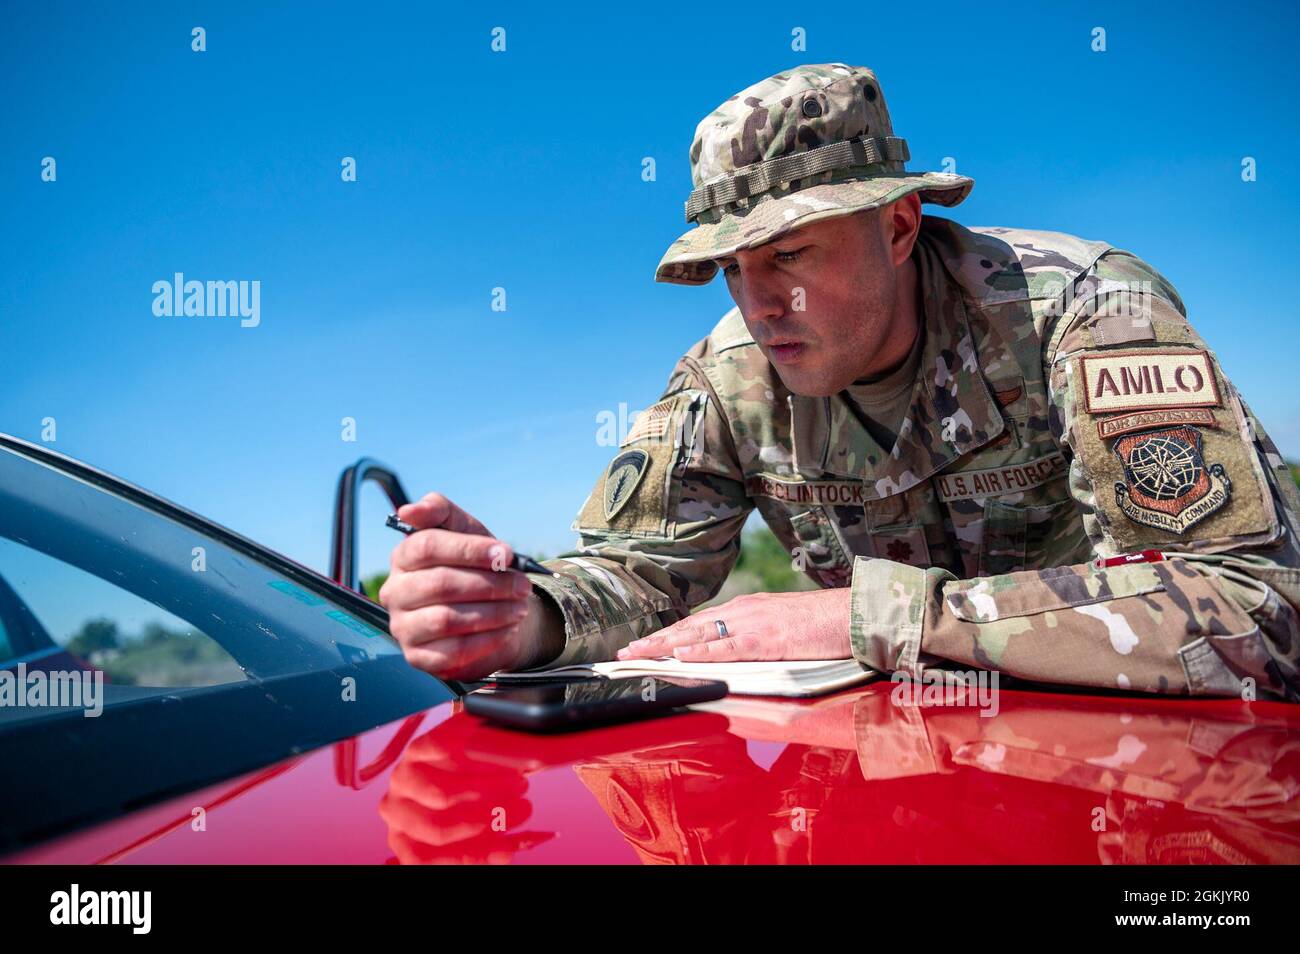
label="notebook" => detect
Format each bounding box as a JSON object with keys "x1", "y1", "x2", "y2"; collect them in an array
[{"x1": 490, "y1": 657, "x2": 877, "y2": 698}]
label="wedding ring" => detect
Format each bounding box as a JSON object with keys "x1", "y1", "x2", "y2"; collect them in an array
[{"x1": 714, "y1": 619, "x2": 728, "y2": 638}]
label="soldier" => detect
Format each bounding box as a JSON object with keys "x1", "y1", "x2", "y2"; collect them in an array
[{"x1": 380, "y1": 64, "x2": 1300, "y2": 701}]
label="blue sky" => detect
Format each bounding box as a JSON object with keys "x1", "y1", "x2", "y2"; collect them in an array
[{"x1": 3, "y1": 1, "x2": 1298, "y2": 583}]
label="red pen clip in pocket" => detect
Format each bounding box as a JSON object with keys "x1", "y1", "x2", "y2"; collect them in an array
[{"x1": 1092, "y1": 549, "x2": 1165, "y2": 570}]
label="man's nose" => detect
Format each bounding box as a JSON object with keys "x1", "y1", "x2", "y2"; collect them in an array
[{"x1": 734, "y1": 271, "x2": 787, "y2": 325}]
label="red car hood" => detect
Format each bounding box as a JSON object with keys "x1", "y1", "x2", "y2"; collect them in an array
[{"x1": 10, "y1": 683, "x2": 1300, "y2": 864}]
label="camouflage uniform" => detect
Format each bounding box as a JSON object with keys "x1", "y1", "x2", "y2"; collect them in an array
[{"x1": 526, "y1": 64, "x2": 1300, "y2": 702}]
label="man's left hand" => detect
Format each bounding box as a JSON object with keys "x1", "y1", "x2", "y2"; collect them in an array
[{"x1": 616, "y1": 588, "x2": 852, "y2": 662}]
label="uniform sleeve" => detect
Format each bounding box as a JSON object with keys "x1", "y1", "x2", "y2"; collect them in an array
[
  {"x1": 847, "y1": 250, "x2": 1300, "y2": 701},
  {"x1": 523, "y1": 346, "x2": 753, "y2": 666}
]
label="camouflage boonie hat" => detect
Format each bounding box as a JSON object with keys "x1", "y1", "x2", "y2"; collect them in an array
[{"x1": 656, "y1": 63, "x2": 973, "y2": 285}]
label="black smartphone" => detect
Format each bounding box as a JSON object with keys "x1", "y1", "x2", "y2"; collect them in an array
[{"x1": 464, "y1": 676, "x2": 728, "y2": 732}]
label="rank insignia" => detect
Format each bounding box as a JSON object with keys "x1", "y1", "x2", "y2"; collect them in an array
[
  {"x1": 1112, "y1": 426, "x2": 1231, "y2": 534},
  {"x1": 603, "y1": 449, "x2": 649, "y2": 520}
]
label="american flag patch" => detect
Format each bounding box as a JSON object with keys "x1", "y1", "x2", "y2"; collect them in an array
[{"x1": 622, "y1": 397, "x2": 679, "y2": 445}]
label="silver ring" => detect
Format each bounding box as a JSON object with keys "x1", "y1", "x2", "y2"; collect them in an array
[{"x1": 714, "y1": 619, "x2": 728, "y2": 638}]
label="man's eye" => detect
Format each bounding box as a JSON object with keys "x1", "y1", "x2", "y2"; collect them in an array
[
  {"x1": 774, "y1": 248, "x2": 805, "y2": 263},
  {"x1": 722, "y1": 262, "x2": 739, "y2": 275}
]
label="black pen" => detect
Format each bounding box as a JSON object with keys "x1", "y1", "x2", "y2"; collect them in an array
[{"x1": 386, "y1": 514, "x2": 554, "y2": 575}]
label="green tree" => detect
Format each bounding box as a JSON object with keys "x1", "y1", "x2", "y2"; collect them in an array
[
  {"x1": 732, "y1": 524, "x2": 810, "y2": 593},
  {"x1": 66, "y1": 617, "x2": 119, "y2": 656},
  {"x1": 141, "y1": 621, "x2": 171, "y2": 645},
  {"x1": 362, "y1": 572, "x2": 388, "y2": 603}
]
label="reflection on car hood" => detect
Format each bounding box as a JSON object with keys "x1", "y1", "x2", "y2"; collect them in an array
[{"x1": 9, "y1": 683, "x2": 1300, "y2": 865}]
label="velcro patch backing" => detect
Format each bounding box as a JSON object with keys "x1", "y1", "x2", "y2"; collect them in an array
[
  {"x1": 1074, "y1": 354, "x2": 1273, "y2": 549},
  {"x1": 577, "y1": 393, "x2": 695, "y2": 536},
  {"x1": 1087, "y1": 314, "x2": 1155, "y2": 347},
  {"x1": 578, "y1": 441, "x2": 678, "y2": 535},
  {"x1": 1080, "y1": 349, "x2": 1220, "y2": 414}
]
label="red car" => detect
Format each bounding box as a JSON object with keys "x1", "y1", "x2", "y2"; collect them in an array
[{"x1": 2, "y1": 434, "x2": 1297, "y2": 865}]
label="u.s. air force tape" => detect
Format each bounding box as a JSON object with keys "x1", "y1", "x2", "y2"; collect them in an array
[{"x1": 933, "y1": 452, "x2": 1067, "y2": 502}]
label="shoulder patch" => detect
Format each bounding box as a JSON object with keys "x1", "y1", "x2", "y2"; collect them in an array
[
  {"x1": 576, "y1": 396, "x2": 698, "y2": 539},
  {"x1": 1096, "y1": 407, "x2": 1219, "y2": 441},
  {"x1": 603, "y1": 450, "x2": 649, "y2": 520},
  {"x1": 1080, "y1": 349, "x2": 1219, "y2": 414},
  {"x1": 622, "y1": 397, "x2": 678, "y2": 446},
  {"x1": 1070, "y1": 346, "x2": 1277, "y2": 551},
  {"x1": 1112, "y1": 426, "x2": 1230, "y2": 534}
]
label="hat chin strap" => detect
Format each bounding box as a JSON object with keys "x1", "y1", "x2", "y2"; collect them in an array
[{"x1": 684, "y1": 135, "x2": 910, "y2": 223}]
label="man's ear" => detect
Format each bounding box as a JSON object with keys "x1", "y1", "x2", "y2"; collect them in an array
[{"x1": 882, "y1": 193, "x2": 923, "y2": 267}]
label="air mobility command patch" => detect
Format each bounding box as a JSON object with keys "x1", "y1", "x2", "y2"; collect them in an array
[
  {"x1": 1111, "y1": 426, "x2": 1230, "y2": 534},
  {"x1": 1072, "y1": 346, "x2": 1277, "y2": 550},
  {"x1": 604, "y1": 450, "x2": 649, "y2": 520}
]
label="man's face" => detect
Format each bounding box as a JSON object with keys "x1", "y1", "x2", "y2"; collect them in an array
[{"x1": 714, "y1": 209, "x2": 900, "y2": 397}]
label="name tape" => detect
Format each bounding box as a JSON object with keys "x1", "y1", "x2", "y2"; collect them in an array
[{"x1": 744, "y1": 475, "x2": 867, "y2": 506}]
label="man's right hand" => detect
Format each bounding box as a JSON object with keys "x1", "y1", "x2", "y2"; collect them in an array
[{"x1": 378, "y1": 492, "x2": 552, "y2": 680}]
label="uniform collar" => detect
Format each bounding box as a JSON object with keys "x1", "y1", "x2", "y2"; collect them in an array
[{"x1": 789, "y1": 227, "x2": 1005, "y2": 499}]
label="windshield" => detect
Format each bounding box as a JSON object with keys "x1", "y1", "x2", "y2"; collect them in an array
[{"x1": 0, "y1": 442, "x2": 452, "y2": 852}]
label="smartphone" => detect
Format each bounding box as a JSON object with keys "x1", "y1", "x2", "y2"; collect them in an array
[{"x1": 463, "y1": 676, "x2": 728, "y2": 732}]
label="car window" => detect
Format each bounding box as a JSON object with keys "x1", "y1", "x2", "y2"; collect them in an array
[
  {"x1": 0, "y1": 445, "x2": 409, "y2": 725},
  {"x1": 0, "y1": 442, "x2": 453, "y2": 853},
  {"x1": 0, "y1": 538, "x2": 247, "y2": 688}
]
